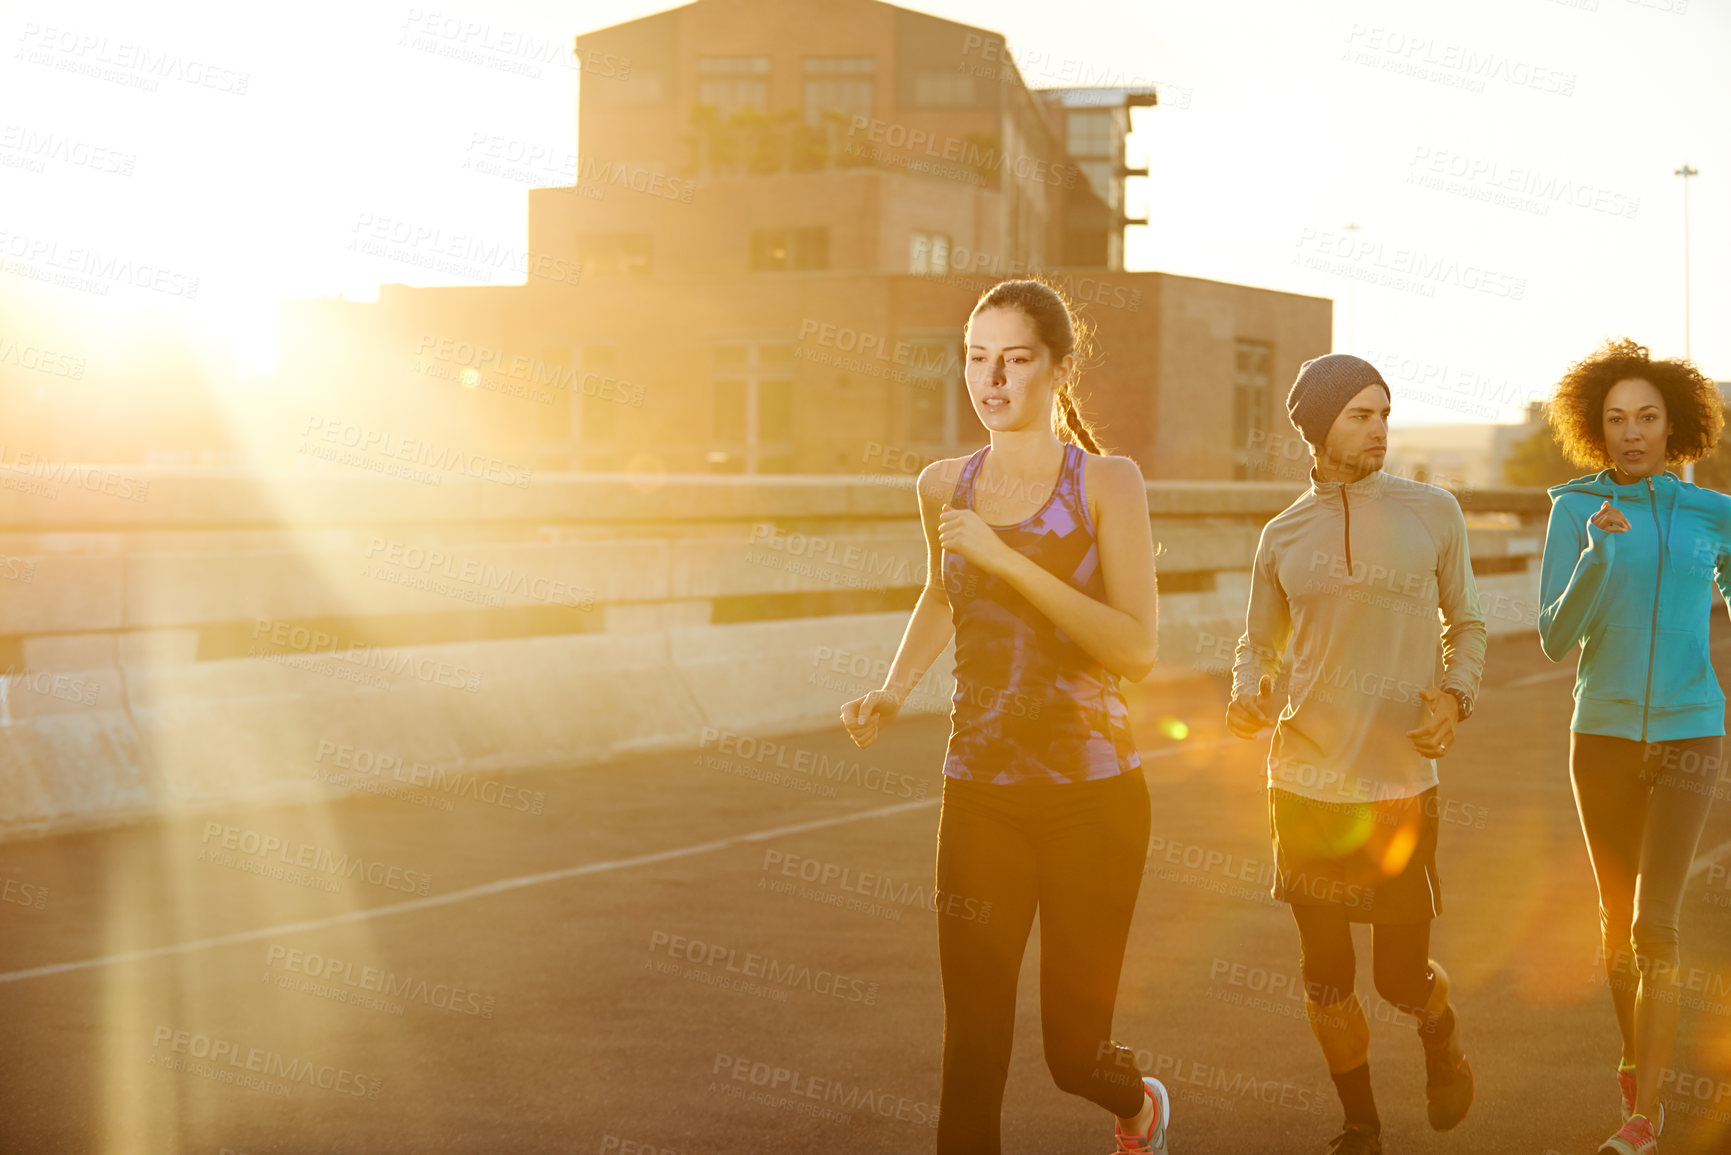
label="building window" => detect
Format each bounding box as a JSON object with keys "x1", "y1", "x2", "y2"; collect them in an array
[
  {"x1": 1066, "y1": 109, "x2": 1115, "y2": 157},
  {"x1": 909, "y1": 231, "x2": 950, "y2": 275},
  {"x1": 1077, "y1": 160, "x2": 1119, "y2": 209},
  {"x1": 1232, "y1": 340, "x2": 1273, "y2": 480},
  {"x1": 912, "y1": 71, "x2": 974, "y2": 107},
  {"x1": 904, "y1": 337, "x2": 961, "y2": 446},
  {"x1": 698, "y1": 56, "x2": 769, "y2": 118},
  {"x1": 750, "y1": 227, "x2": 828, "y2": 271},
  {"x1": 710, "y1": 341, "x2": 795, "y2": 473},
  {"x1": 803, "y1": 57, "x2": 874, "y2": 125},
  {"x1": 579, "y1": 233, "x2": 652, "y2": 275}
]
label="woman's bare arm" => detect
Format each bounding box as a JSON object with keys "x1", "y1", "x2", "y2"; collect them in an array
[{"x1": 878, "y1": 460, "x2": 962, "y2": 702}]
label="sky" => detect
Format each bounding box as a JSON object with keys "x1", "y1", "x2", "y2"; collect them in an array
[{"x1": 1, "y1": 0, "x2": 1725, "y2": 428}]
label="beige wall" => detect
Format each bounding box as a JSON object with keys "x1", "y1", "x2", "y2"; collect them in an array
[{"x1": 1153, "y1": 274, "x2": 1333, "y2": 480}]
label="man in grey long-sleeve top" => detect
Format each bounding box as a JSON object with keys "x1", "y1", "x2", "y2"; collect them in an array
[{"x1": 1225, "y1": 354, "x2": 1487, "y2": 1155}]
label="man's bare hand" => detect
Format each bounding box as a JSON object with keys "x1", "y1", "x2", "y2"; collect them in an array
[
  {"x1": 1227, "y1": 674, "x2": 1279, "y2": 739},
  {"x1": 1406, "y1": 687, "x2": 1460, "y2": 758}
]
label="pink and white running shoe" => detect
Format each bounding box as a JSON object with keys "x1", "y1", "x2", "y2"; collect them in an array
[{"x1": 1111, "y1": 1076, "x2": 1170, "y2": 1153}]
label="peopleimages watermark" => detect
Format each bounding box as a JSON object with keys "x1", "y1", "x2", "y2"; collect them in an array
[
  {"x1": 1705, "y1": 860, "x2": 1731, "y2": 908},
  {"x1": 912, "y1": 252, "x2": 1144, "y2": 312},
  {"x1": 0, "y1": 124, "x2": 135, "y2": 177},
  {"x1": 398, "y1": 9, "x2": 631, "y2": 81},
  {"x1": 0, "y1": 228, "x2": 199, "y2": 299},
  {"x1": 710, "y1": 1053, "x2": 940, "y2": 1128},
  {"x1": 1342, "y1": 24, "x2": 1576, "y2": 96},
  {"x1": 958, "y1": 35, "x2": 1195, "y2": 107},
  {"x1": 1590, "y1": 945, "x2": 1731, "y2": 1016},
  {"x1": 648, "y1": 930, "x2": 879, "y2": 1006},
  {"x1": 599, "y1": 1139, "x2": 681, "y2": 1155},
  {"x1": 758, "y1": 848, "x2": 991, "y2": 924},
  {"x1": 15, "y1": 23, "x2": 251, "y2": 95},
  {"x1": 1640, "y1": 741, "x2": 1731, "y2": 802},
  {"x1": 1096, "y1": 1042, "x2": 1328, "y2": 1116},
  {"x1": 1144, "y1": 831, "x2": 1374, "y2": 911},
  {"x1": 807, "y1": 644, "x2": 952, "y2": 716},
  {"x1": 745, "y1": 524, "x2": 927, "y2": 594},
  {"x1": 1241, "y1": 428, "x2": 1478, "y2": 496},
  {"x1": 698, "y1": 727, "x2": 927, "y2": 800},
  {"x1": 298, "y1": 416, "x2": 534, "y2": 488},
  {"x1": 314, "y1": 739, "x2": 546, "y2": 815},
  {"x1": 412, "y1": 333, "x2": 644, "y2": 407},
  {"x1": 0, "y1": 447, "x2": 149, "y2": 503},
  {"x1": 263, "y1": 944, "x2": 496, "y2": 1018},
  {"x1": 0, "y1": 335, "x2": 85, "y2": 379},
  {"x1": 1407, "y1": 146, "x2": 1639, "y2": 220},
  {"x1": 248, "y1": 617, "x2": 484, "y2": 694},
  {"x1": 198, "y1": 821, "x2": 434, "y2": 895},
  {"x1": 348, "y1": 213, "x2": 582, "y2": 287},
  {"x1": 149, "y1": 1025, "x2": 381, "y2": 1099},
  {"x1": 811, "y1": 644, "x2": 1039, "y2": 720},
  {"x1": 1362, "y1": 345, "x2": 1545, "y2": 420},
  {"x1": 461, "y1": 133, "x2": 695, "y2": 202},
  {"x1": 0, "y1": 875, "x2": 48, "y2": 911},
  {"x1": 796, "y1": 319, "x2": 955, "y2": 374},
  {"x1": 362, "y1": 536, "x2": 598, "y2": 610},
  {"x1": 1293, "y1": 227, "x2": 1526, "y2": 301},
  {"x1": 845, "y1": 116, "x2": 1080, "y2": 189},
  {"x1": 1, "y1": 665, "x2": 101, "y2": 708}
]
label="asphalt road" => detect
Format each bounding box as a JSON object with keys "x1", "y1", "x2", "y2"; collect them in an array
[{"x1": 1, "y1": 627, "x2": 1728, "y2": 1155}]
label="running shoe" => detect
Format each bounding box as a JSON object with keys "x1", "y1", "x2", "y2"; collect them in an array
[
  {"x1": 1422, "y1": 1020, "x2": 1473, "y2": 1130},
  {"x1": 1616, "y1": 1066, "x2": 1664, "y2": 1133},
  {"x1": 1110, "y1": 1076, "x2": 1170, "y2": 1153},
  {"x1": 1598, "y1": 1113, "x2": 1658, "y2": 1155},
  {"x1": 1323, "y1": 1123, "x2": 1382, "y2": 1154}
]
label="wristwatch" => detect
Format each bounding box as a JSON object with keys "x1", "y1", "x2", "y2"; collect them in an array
[{"x1": 1443, "y1": 687, "x2": 1472, "y2": 721}]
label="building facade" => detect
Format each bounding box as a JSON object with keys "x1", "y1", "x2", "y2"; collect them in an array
[{"x1": 279, "y1": 0, "x2": 1331, "y2": 480}]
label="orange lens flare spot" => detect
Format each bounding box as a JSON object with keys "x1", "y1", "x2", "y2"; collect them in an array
[{"x1": 1379, "y1": 824, "x2": 1419, "y2": 878}]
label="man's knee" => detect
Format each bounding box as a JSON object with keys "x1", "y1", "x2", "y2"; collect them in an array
[{"x1": 1372, "y1": 958, "x2": 1434, "y2": 1016}]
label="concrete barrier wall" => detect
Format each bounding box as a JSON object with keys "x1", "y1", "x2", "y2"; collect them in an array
[{"x1": 0, "y1": 469, "x2": 1553, "y2": 840}]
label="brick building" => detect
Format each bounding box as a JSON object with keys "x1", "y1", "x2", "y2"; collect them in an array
[{"x1": 279, "y1": 0, "x2": 1331, "y2": 480}]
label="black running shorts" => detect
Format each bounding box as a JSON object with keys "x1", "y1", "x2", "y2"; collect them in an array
[{"x1": 1268, "y1": 785, "x2": 1441, "y2": 924}]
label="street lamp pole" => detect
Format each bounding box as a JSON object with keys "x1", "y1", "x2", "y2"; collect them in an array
[{"x1": 1676, "y1": 163, "x2": 1699, "y2": 483}]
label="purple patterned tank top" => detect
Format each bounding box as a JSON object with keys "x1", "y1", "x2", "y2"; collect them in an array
[{"x1": 941, "y1": 441, "x2": 1142, "y2": 785}]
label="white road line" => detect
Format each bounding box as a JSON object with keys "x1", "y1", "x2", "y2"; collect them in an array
[{"x1": 0, "y1": 738, "x2": 1233, "y2": 985}]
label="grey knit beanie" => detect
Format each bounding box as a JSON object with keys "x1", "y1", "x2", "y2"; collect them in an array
[{"x1": 1285, "y1": 354, "x2": 1390, "y2": 448}]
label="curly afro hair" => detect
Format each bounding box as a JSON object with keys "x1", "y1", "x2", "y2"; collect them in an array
[{"x1": 1545, "y1": 337, "x2": 1724, "y2": 469}]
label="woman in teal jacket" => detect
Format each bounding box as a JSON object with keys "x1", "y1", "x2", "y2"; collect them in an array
[{"x1": 1537, "y1": 338, "x2": 1729, "y2": 1155}]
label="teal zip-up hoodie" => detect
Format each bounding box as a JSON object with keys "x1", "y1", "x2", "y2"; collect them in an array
[{"x1": 1538, "y1": 468, "x2": 1731, "y2": 741}]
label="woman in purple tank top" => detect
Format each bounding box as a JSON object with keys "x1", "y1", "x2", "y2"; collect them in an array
[{"x1": 839, "y1": 279, "x2": 1168, "y2": 1154}]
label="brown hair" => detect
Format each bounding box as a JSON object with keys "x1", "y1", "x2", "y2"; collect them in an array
[
  {"x1": 968, "y1": 277, "x2": 1108, "y2": 454},
  {"x1": 1546, "y1": 337, "x2": 1723, "y2": 468}
]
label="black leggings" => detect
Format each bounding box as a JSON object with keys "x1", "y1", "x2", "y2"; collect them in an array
[
  {"x1": 1291, "y1": 904, "x2": 1435, "y2": 1016},
  {"x1": 934, "y1": 768, "x2": 1150, "y2": 1154},
  {"x1": 1569, "y1": 732, "x2": 1721, "y2": 1049}
]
